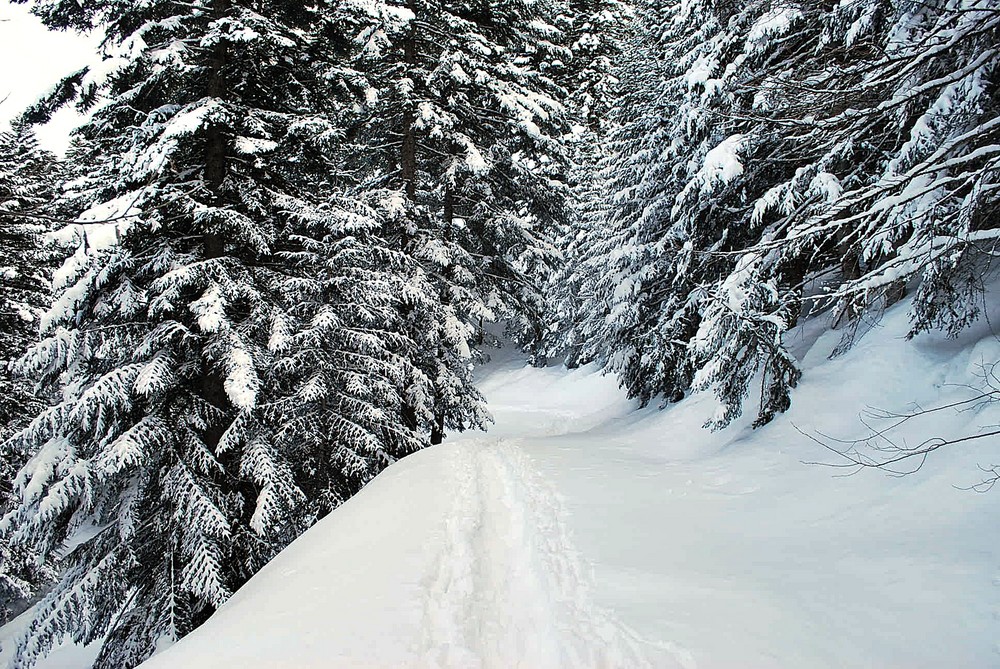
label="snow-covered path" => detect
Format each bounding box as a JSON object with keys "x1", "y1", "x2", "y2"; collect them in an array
[
  {"x1": 417, "y1": 438, "x2": 669, "y2": 669},
  {"x1": 136, "y1": 355, "x2": 692, "y2": 669},
  {"x1": 137, "y1": 301, "x2": 1000, "y2": 669},
  {"x1": 139, "y1": 430, "x2": 682, "y2": 667}
]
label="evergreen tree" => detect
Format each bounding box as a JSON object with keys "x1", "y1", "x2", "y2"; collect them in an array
[
  {"x1": 564, "y1": 0, "x2": 999, "y2": 429},
  {"x1": 561, "y1": 0, "x2": 757, "y2": 413},
  {"x1": 745, "y1": 0, "x2": 1000, "y2": 342},
  {"x1": 344, "y1": 0, "x2": 574, "y2": 398},
  {"x1": 0, "y1": 123, "x2": 60, "y2": 624},
  {"x1": 0, "y1": 1, "x2": 459, "y2": 666},
  {"x1": 682, "y1": 0, "x2": 1000, "y2": 425},
  {"x1": 541, "y1": 0, "x2": 632, "y2": 368},
  {"x1": 0, "y1": 123, "x2": 58, "y2": 440},
  {"x1": 563, "y1": 0, "x2": 631, "y2": 134}
]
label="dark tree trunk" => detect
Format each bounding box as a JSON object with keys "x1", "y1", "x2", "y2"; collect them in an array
[
  {"x1": 429, "y1": 412, "x2": 445, "y2": 445},
  {"x1": 833, "y1": 241, "x2": 863, "y2": 330},
  {"x1": 401, "y1": 0, "x2": 418, "y2": 201},
  {"x1": 443, "y1": 184, "x2": 454, "y2": 227},
  {"x1": 203, "y1": 0, "x2": 229, "y2": 260},
  {"x1": 200, "y1": 0, "x2": 231, "y2": 451}
]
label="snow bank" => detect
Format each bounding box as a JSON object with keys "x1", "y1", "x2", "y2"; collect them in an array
[
  {"x1": 9, "y1": 293, "x2": 997, "y2": 668},
  {"x1": 140, "y1": 293, "x2": 1000, "y2": 669}
]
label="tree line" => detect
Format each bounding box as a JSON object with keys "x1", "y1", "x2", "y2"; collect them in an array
[{"x1": 1, "y1": 0, "x2": 996, "y2": 667}]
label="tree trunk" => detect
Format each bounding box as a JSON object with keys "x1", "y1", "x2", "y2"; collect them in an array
[
  {"x1": 203, "y1": 0, "x2": 229, "y2": 260},
  {"x1": 443, "y1": 183, "x2": 454, "y2": 228},
  {"x1": 427, "y1": 185, "x2": 457, "y2": 445},
  {"x1": 429, "y1": 412, "x2": 445, "y2": 445},
  {"x1": 200, "y1": 0, "x2": 231, "y2": 451},
  {"x1": 401, "y1": 0, "x2": 418, "y2": 202},
  {"x1": 833, "y1": 242, "x2": 862, "y2": 330}
]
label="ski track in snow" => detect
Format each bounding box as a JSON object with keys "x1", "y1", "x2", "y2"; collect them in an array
[{"x1": 417, "y1": 438, "x2": 675, "y2": 669}]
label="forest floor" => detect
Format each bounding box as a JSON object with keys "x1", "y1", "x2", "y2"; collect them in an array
[{"x1": 7, "y1": 295, "x2": 1000, "y2": 669}]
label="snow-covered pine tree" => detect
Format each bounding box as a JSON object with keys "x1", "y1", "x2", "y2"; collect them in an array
[
  {"x1": 566, "y1": 0, "x2": 784, "y2": 420},
  {"x1": 263, "y1": 193, "x2": 456, "y2": 517},
  {"x1": 0, "y1": 123, "x2": 59, "y2": 441},
  {"x1": 563, "y1": 0, "x2": 631, "y2": 134},
  {"x1": 673, "y1": 0, "x2": 1000, "y2": 426},
  {"x1": 649, "y1": 0, "x2": 814, "y2": 429},
  {"x1": 0, "y1": 123, "x2": 60, "y2": 623},
  {"x1": 541, "y1": 0, "x2": 632, "y2": 367},
  {"x1": 743, "y1": 0, "x2": 1000, "y2": 343},
  {"x1": 346, "y1": 0, "x2": 573, "y2": 419},
  {"x1": 563, "y1": 29, "x2": 682, "y2": 389},
  {"x1": 1, "y1": 1, "x2": 439, "y2": 666},
  {"x1": 566, "y1": 0, "x2": 999, "y2": 429}
]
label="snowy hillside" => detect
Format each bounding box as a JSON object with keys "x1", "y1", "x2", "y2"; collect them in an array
[
  {"x1": 2, "y1": 1, "x2": 998, "y2": 667},
  {"x1": 134, "y1": 298, "x2": 1000, "y2": 669}
]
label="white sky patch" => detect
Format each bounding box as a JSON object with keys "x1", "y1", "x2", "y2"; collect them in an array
[{"x1": 0, "y1": 4, "x2": 98, "y2": 154}]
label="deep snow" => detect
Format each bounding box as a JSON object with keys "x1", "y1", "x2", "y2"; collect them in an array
[
  {"x1": 139, "y1": 297, "x2": 1000, "y2": 669},
  {"x1": 4, "y1": 297, "x2": 1000, "y2": 668}
]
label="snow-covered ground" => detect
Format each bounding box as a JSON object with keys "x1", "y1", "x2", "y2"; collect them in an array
[
  {"x1": 3, "y1": 297, "x2": 998, "y2": 668},
  {"x1": 130, "y1": 297, "x2": 1000, "y2": 669}
]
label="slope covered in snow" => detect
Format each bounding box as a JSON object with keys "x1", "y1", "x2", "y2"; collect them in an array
[{"x1": 137, "y1": 295, "x2": 1000, "y2": 669}]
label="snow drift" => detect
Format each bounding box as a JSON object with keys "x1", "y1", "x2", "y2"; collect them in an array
[
  {"x1": 133, "y1": 294, "x2": 1000, "y2": 669},
  {"x1": 7, "y1": 295, "x2": 997, "y2": 669}
]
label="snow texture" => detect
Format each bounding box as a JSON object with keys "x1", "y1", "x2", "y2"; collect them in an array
[{"x1": 130, "y1": 296, "x2": 1000, "y2": 669}]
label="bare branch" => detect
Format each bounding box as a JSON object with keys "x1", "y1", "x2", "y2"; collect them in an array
[{"x1": 799, "y1": 365, "x2": 1000, "y2": 489}]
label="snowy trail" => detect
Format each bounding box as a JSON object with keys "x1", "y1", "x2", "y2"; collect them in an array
[
  {"x1": 135, "y1": 302, "x2": 1000, "y2": 669},
  {"x1": 138, "y1": 392, "x2": 683, "y2": 669},
  {"x1": 417, "y1": 438, "x2": 670, "y2": 669}
]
